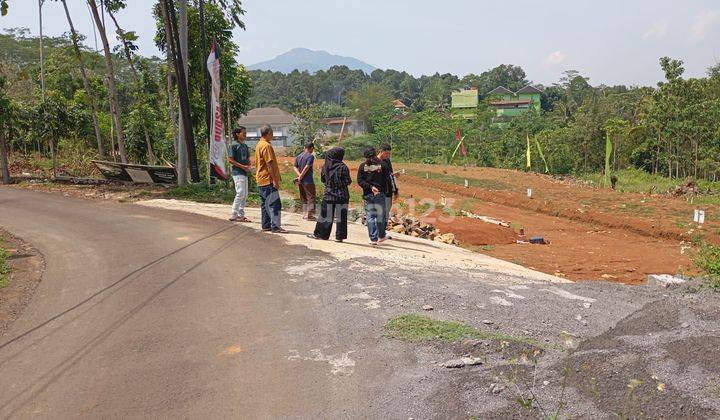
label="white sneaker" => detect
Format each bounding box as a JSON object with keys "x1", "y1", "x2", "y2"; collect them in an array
[{"x1": 370, "y1": 241, "x2": 379, "y2": 246}]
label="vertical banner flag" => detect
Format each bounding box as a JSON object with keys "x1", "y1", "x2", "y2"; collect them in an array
[
  {"x1": 605, "y1": 132, "x2": 612, "y2": 187},
  {"x1": 457, "y1": 129, "x2": 467, "y2": 157},
  {"x1": 526, "y1": 133, "x2": 532, "y2": 169},
  {"x1": 450, "y1": 129, "x2": 466, "y2": 162},
  {"x1": 207, "y1": 43, "x2": 228, "y2": 180},
  {"x1": 534, "y1": 135, "x2": 549, "y2": 173}
]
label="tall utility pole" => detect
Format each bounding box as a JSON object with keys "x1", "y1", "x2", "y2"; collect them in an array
[
  {"x1": 38, "y1": 0, "x2": 45, "y2": 100},
  {"x1": 198, "y1": 0, "x2": 213, "y2": 185},
  {"x1": 162, "y1": 0, "x2": 200, "y2": 183},
  {"x1": 176, "y1": 0, "x2": 189, "y2": 185}
]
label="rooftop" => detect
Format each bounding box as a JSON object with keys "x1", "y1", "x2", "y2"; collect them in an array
[
  {"x1": 237, "y1": 107, "x2": 295, "y2": 126},
  {"x1": 517, "y1": 85, "x2": 544, "y2": 94},
  {"x1": 487, "y1": 86, "x2": 514, "y2": 96}
]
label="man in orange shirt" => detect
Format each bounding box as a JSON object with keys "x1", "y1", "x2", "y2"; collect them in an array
[{"x1": 255, "y1": 125, "x2": 287, "y2": 233}]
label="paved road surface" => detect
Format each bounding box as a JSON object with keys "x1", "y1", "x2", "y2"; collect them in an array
[
  {"x1": 0, "y1": 189, "x2": 373, "y2": 418},
  {"x1": 2, "y1": 188, "x2": 715, "y2": 418}
]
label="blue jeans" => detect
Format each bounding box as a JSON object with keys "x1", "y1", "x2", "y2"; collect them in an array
[
  {"x1": 364, "y1": 194, "x2": 386, "y2": 242},
  {"x1": 258, "y1": 184, "x2": 282, "y2": 230}
]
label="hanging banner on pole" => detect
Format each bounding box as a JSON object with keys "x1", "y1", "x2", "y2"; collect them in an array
[{"x1": 207, "y1": 42, "x2": 229, "y2": 180}]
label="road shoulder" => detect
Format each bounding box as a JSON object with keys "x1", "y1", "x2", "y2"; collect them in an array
[{"x1": 0, "y1": 228, "x2": 44, "y2": 337}]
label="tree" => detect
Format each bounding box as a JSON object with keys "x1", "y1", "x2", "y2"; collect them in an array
[
  {"x1": 88, "y1": 0, "x2": 127, "y2": 163},
  {"x1": 464, "y1": 64, "x2": 528, "y2": 96},
  {"x1": 105, "y1": 0, "x2": 157, "y2": 163},
  {"x1": 31, "y1": 93, "x2": 71, "y2": 177},
  {"x1": 0, "y1": 76, "x2": 12, "y2": 183},
  {"x1": 57, "y1": 0, "x2": 105, "y2": 159},
  {"x1": 290, "y1": 104, "x2": 325, "y2": 152},
  {"x1": 346, "y1": 84, "x2": 393, "y2": 133}
]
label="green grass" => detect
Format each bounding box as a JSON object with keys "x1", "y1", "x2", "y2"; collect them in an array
[
  {"x1": 166, "y1": 182, "x2": 259, "y2": 205},
  {"x1": 581, "y1": 168, "x2": 720, "y2": 195},
  {"x1": 405, "y1": 169, "x2": 510, "y2": 191},
  {"x1": 385, "y1": 314, "x2": 542, "y2": 347},
  {"x1": 695, "y1": 242, "x2": 720, "y2": 291},
  {"x1": 280, "y1": 167, "x2": 363, "y2": 204},
  {"x1": 0, "y1": 238, "x2": 10, "y2": 289}
]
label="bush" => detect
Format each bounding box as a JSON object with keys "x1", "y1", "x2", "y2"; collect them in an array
[
  {"x1": 341, "y1": 135, "x2": 378, "y2": 161},
  {"x1": 695, "y1": 243, "x2": 720, "y2": 291}
]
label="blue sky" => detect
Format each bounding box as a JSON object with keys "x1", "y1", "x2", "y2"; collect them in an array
[{"x1": 3, "y1": 0, "x2": 720, "y2": 86}]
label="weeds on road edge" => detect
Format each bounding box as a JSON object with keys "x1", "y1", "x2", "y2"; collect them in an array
[
  {"x1": 694, "y1": 242, "x2": 720, "y2": 291},
  {"x1": 0, "y1": 237, "x2": 10, "y2": 288},
  {"x1": 385, "y1": 314, "x2": 543, "y2": 347}
]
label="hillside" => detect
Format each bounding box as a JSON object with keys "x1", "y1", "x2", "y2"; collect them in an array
[{"x1": 248, "y1": 48, "x2": 376, "y2": 74}]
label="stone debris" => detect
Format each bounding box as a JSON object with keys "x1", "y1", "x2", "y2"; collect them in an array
[
  {"x1": 442, "y1": 357, "x2": 483, "y2": 368},
  {"x1": 387, "y1": 214, "x2": 458, "y2": 245},
  {"x1": 460, "y1": 210, "x2": 510, "y2": 228},
  {"x1": 422, "y1": 304, "x2": 434, "y2": 311},
  {"x1": 647, "y1": 274, "x2": 687, "y2": 288},
  {"x1": 482, "y1": 319, "x2": 494, "y2": 325},
  {"x1": 443, "y1": 359, "x2": 466, "y2": 368},
  {"x1": 489, "y1": 383, "x2": 506, "y2": 394}
]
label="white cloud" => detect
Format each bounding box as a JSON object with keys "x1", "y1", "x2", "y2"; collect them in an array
[
  {"x1": 690, "y1": 10, "x2": 720, "y2": 43},
  {"x1": 545, "y1": 51, "x2": 567, "y2": 65},
  {"x1": 643, "y1": 22, "x2": 668, "y2": 39}
]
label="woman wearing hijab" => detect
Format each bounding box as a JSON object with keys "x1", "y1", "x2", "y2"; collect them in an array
[{"x1": 307, "y1": 147, "x2": 352, "y2": 242}]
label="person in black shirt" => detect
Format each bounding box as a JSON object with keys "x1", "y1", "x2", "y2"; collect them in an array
[
  {"x1": 377, "y1": 144, "x2": 399, "y2": 240},
  {"x1": 307, "y1": 147, "x2": 352, "y2": 242},
  {"x1": 357, "y1": 147, "x2": 391, "y2": 245}
]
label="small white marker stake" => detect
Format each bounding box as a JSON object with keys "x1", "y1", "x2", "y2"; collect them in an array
[
  {"x1": 426, "y1": 173, "x2": 429, "y2": 179},
  {"x1": 464, "y1": 179, "x2": 469, "y2": 188},
  {"x1": 694, "y1": 209, "x2": 705, "y2": 224},
  {"x1": 527, "y1": 188, "x2": 533, "y2": 198}
]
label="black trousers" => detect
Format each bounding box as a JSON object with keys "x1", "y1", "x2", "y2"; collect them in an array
[{"x1": 313, "y1": 200, "x2": 348, "y2": 240}]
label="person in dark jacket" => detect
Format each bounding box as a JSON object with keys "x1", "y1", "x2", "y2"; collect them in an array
[
  {"x1": 378, "y1": 144, "x2": 399, "y2": 240},
  {"x1": 357, "y1": 147, "x2": 391, "y2": 245},
  {"x1": 307, "y1": 147, "x2": 352, "y2": 242}
]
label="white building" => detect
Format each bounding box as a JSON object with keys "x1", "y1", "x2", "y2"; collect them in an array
[{"x1": 236, "y1": 107, "x2": 296, "y2": 148}]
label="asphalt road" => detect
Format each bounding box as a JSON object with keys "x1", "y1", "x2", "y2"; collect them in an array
[
  {"x1": 0, "y1": 188, "x2": 370, "y2": 418},
  {"x1": 2, "y1": 188, "x2": 717, "y2": 418}
]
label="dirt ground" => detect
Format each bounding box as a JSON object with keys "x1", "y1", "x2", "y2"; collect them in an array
[
  {"x1": 388, "y1": 164, "x2": 713, "y2": 284},
  {"x1": 0, "y1": 229, "x2": 44, "y2": 336}
]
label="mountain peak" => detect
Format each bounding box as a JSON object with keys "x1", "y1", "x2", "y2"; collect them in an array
[{"x1": 248, "y1": 48, "x2": 377, "y2": 75}]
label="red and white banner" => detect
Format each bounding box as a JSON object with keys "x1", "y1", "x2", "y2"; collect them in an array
[{"x1": 207, "y1": 44, "x2": 228, "y2": 179}]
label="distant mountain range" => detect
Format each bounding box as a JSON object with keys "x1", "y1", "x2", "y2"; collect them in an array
[{"x1": 247, "y1": 48, "x2": 377, "y2": 75}]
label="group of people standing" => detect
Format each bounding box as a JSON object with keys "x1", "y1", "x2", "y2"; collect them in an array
[{"x1": 226, "y1": 124, "x2": 399, "y2": 246}]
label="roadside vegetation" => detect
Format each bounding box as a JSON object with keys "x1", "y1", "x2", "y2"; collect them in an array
[
  {"x1": 385, "y1": 314, "x2": 541, "y2": 347},
  {"x1": 166, "y1": 182, "x2": 258, "y2": 206},
  {"x1": 0, "y1": 237, "x2": 10, "y2": 289},
  {"x1": 695, "y1": 243, "x2": 720, "y2": 291}
]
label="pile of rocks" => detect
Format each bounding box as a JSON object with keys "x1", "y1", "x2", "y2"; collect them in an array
[{"x1": 387, "y1": 214, "x2": 458, "y2": 245}]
